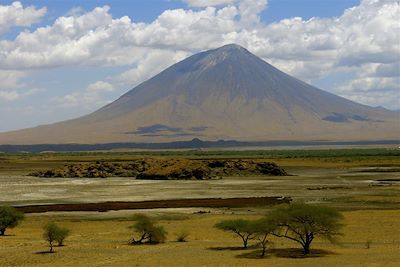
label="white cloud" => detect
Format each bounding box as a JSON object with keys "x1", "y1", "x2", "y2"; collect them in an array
[
  {"x1": 183, "y1": 0, "x2": 235, "y2": 7},
  {"x1": 54, "y1": 80, "x2": 114, "y2": 109},
  {"x1": 375, "y1": 63, "x2": 400, "y2": 78},
  {"x1": 0, "y1": 0, "x2": 398, "y2": 110},
  {"x1": 0, "y1": 88, "x2": 40, "y2": 102},
  {"x1": 0, "y1": 1, "x2": 46, "y2": 34},
  {"x1": 0, "y1": 70, "x2": 26, "y2": 88},
  {"x1": 0, "y1": 90, "x2": 19, "y2": 101},
  {"x1": 53, "y1": 90, "x2": 110, "y2": 109},
  {"x1": 337, "y1": 73, "x2": 400, "y2": 108},
  {"x1": 0, "y1": 5, "x2": 241, "y2": 69},
  {"x1": 238, "y1": 0, "x2": 268, "y2": 27},
  {"x1": 87, "y1": 81, "x2": 114, "y2": 93},
  {"x1": 0, "y1": 69, "x2": 43, "y2": 102},
  {"x1": 115, "y1": 49, "x2": 189, "y2": 88}
]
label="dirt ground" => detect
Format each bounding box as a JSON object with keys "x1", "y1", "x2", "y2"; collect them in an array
[
  {"x1": 1, "y1": 149, "x2": 399, "y2": 266},
  {"x1": 1, "y1": 166, "x2": 399, "y2": 210},
  {"x1": 0, "y1": 209, "x2": 399, "y2": 267}
]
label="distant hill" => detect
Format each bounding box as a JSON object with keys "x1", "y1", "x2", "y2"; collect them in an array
[{"x1": 0, "y1": 44, "x2": 398, "y2": 145}]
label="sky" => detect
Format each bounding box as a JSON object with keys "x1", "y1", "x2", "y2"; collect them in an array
[{"x1": 0, "y1": 0, "x2": 399, "y2": 132}]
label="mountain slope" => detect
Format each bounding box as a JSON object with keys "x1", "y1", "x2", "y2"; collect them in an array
[{"x1": 0, "y1": 44, "x2": 398, "y2": 144}]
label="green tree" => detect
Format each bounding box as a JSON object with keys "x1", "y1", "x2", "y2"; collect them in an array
[
  {"x1": 214, "y1": 219, "x2": 256, "y2": 248},
  {"x1": 55, "y1": 227, "x2": 70, "y2": 246},
  {"x1": 0, "y1": 206, "x2": 24, "y2": 236},
  {"x1": 129, "y1": 214, "x2": 167, "y2": 244},
  {"x1": 270, "y1": 203, "x2": 344, "y2": 255},
  {"x1": 43, "y1": 222, "x2": 70, "y2": 252},
  {"x1": 252, "y1": 218, "x2": 279, "y2": 257}
]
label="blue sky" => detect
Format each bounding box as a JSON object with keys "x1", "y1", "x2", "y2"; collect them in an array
[
  {"x1": 0, "y1": 0, "x2": 398, "y2": 131},
  {"x1": 3, "y1": 0, "x2": 362, "y2": 25}
]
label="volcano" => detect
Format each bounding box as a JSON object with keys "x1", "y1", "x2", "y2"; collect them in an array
[{"x1": 0, "y1": 44, "x2": 398, "y2": 145}]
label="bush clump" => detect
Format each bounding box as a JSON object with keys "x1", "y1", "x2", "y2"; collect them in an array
[
  {"x1": 129, "y1": 214, "x2": 167, "y2": 244},
  {"x1": 0, "y1": 206, "x2": 24, "y2": 236},
  {"x1": 43, "y1": 222, "x2": 70, "y2": 253}
]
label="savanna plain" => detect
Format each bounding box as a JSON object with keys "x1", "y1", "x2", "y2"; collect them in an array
[{"x1": 1, "y1": 148, "x2": 399, "y2": 267}]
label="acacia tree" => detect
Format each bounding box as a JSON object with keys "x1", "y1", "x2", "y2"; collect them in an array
[
  {"x1": 43, "y1": 222, "x2": 58, "y2": 253},
  {"x1": 214, "y1": 219, "x2": 256, "y2": 248},
  {"x1": 43, "y1": 222, "x2": 70, "y2": 252},
  {"x1": 251, "y1": 218, "x2": 279, "y2": 257},
  {"x1": 0, "y1": 206, "x2": 24, "y2": 236},
  {"x1": 55, "y1": 227, "x2": 70, "y2": 246},
  {"x1": 270, "y1": 203, "x2": 344, "y2": 255},
  {"x1": 129, "y1": 214, "x2": 167, "y2": 244}
]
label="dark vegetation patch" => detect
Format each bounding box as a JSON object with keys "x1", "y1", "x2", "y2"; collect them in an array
[
  {"x1": 189, "y1": 126, "x2": 208, "y2": 132},
  {"x1": 29, "y1": 158, "x2": 288, "y2": 179},
  {"x1": 307, "y1": 186, "x2": 351, "y2": 190},
  {"x1": 371, "y1": 179, "x2": 400, "y2": 185},
  {"x1": 126, "y1": 124, "x2": 208, "y2": 137},
  {"x1": 323, "y1": 113, "x2": 349, "y2": 123},
  {"x1": 133, "y1": 124, "x2": 183, "y2": 134},
  {"x1": 357, "y1": 168, "x2": 400, "y2": 173},
  {"x1": 15, "y1": 196, "x2": 292, "y2": 213},
  {"x1": 322, "y1": 113, "x2": 373, "y2": 123},
  {"x1": 351, "y1": 115, "x2": 370, "y2": 121},
  {"x1": 1, "y1": 140, "x2": 399, "y2": 153}
]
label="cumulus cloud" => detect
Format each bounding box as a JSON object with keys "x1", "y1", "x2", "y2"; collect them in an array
[
  {"x1": 0, "y1": 1, "x2": 46, "y2": 34},
  {"x1": 0, "y1": 88, "x2": 41, "y2": 102},
  {"x1": 87, "y1": 81, "x2": 114, "y2": 93},
  {"x1": 0, "y1": 0, "x2": 399, "y2": 110},
  {"x1": 0, "y1": 70, "x2": 26, "y2": 88},
  {"x1": 0, "y1": 90, "x2": 19, "y2": 101},
  {"x1": 0, "y1": 5, "x2": 240, "y2": 70},
  {"x1": 183, "y1": 0, "x2": 268, "y2": 27},
  {"x1": 54, "y1": 80, "x2": 114, "y2": 109},
  {"x1": 115, "y1": 49, "x2": 189, "y2": 88},
  {"x1": 238, "y1": 0, "x2": 267, "y2": 27},
  {"x1": 0, "y1": 69, "x2": 42, "y2": 102}
]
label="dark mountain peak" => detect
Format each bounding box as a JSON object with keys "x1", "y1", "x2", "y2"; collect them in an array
[
  {"x1": 190, "y1": 43, "x2": 253, "y2": 68},
  {"x1": 212, "y1": 43, "x2": 247, "y2": 52}
]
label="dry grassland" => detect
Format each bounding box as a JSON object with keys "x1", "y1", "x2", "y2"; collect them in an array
[
  {"x1": 1, "y1": 210, "x2": 399, "y2": 267},
  {"x1": 1, "y1": 149, "x2": 399, "y2": 266}
]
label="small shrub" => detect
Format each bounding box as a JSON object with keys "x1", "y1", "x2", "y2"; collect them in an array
[
  {"x1": 129, "y1": 214, "x2": 167, "y2": 244},
  {"x1": 56, "y1": 227, "x2": 70, "y2": 246},
  {"x1": 43, "y1": 222, "x2": 70, "y2": 252},
  {"x1": 176, "y1": 231, "x2": 189, "y2": 242}
]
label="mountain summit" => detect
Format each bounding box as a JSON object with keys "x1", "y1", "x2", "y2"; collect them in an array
[{"x1": 0, "y1": 44, "x2": 398, "y2": 144}]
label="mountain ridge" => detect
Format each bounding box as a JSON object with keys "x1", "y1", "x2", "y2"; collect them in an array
[{"x1": 0, "y1": 44, "x2": 398, "y2": 145}]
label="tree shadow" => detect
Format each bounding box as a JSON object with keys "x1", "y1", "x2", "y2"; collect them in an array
[
  {"x1": 35, "y1": 251, "x2": 55, "y2": 255},
  {"x1": 208, "y1": 244, "x2": 258, "y2": 251},
  {"x1": 235, "y1": 249, "x2": 271, "y2": 259},
  {"x1": 271, "y1": 248, "x2": 336, "y2": 258},
  {"x1": 236, "y1": 248, "x2": 336, "y2": 259},
  {"x1": 208, "y1": 246, "x2": 246, "y2": 251}
]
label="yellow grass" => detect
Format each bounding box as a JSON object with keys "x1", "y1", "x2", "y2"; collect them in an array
[{"x1": 1, "y1": 210, "x2": 399, "y2": 267}]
